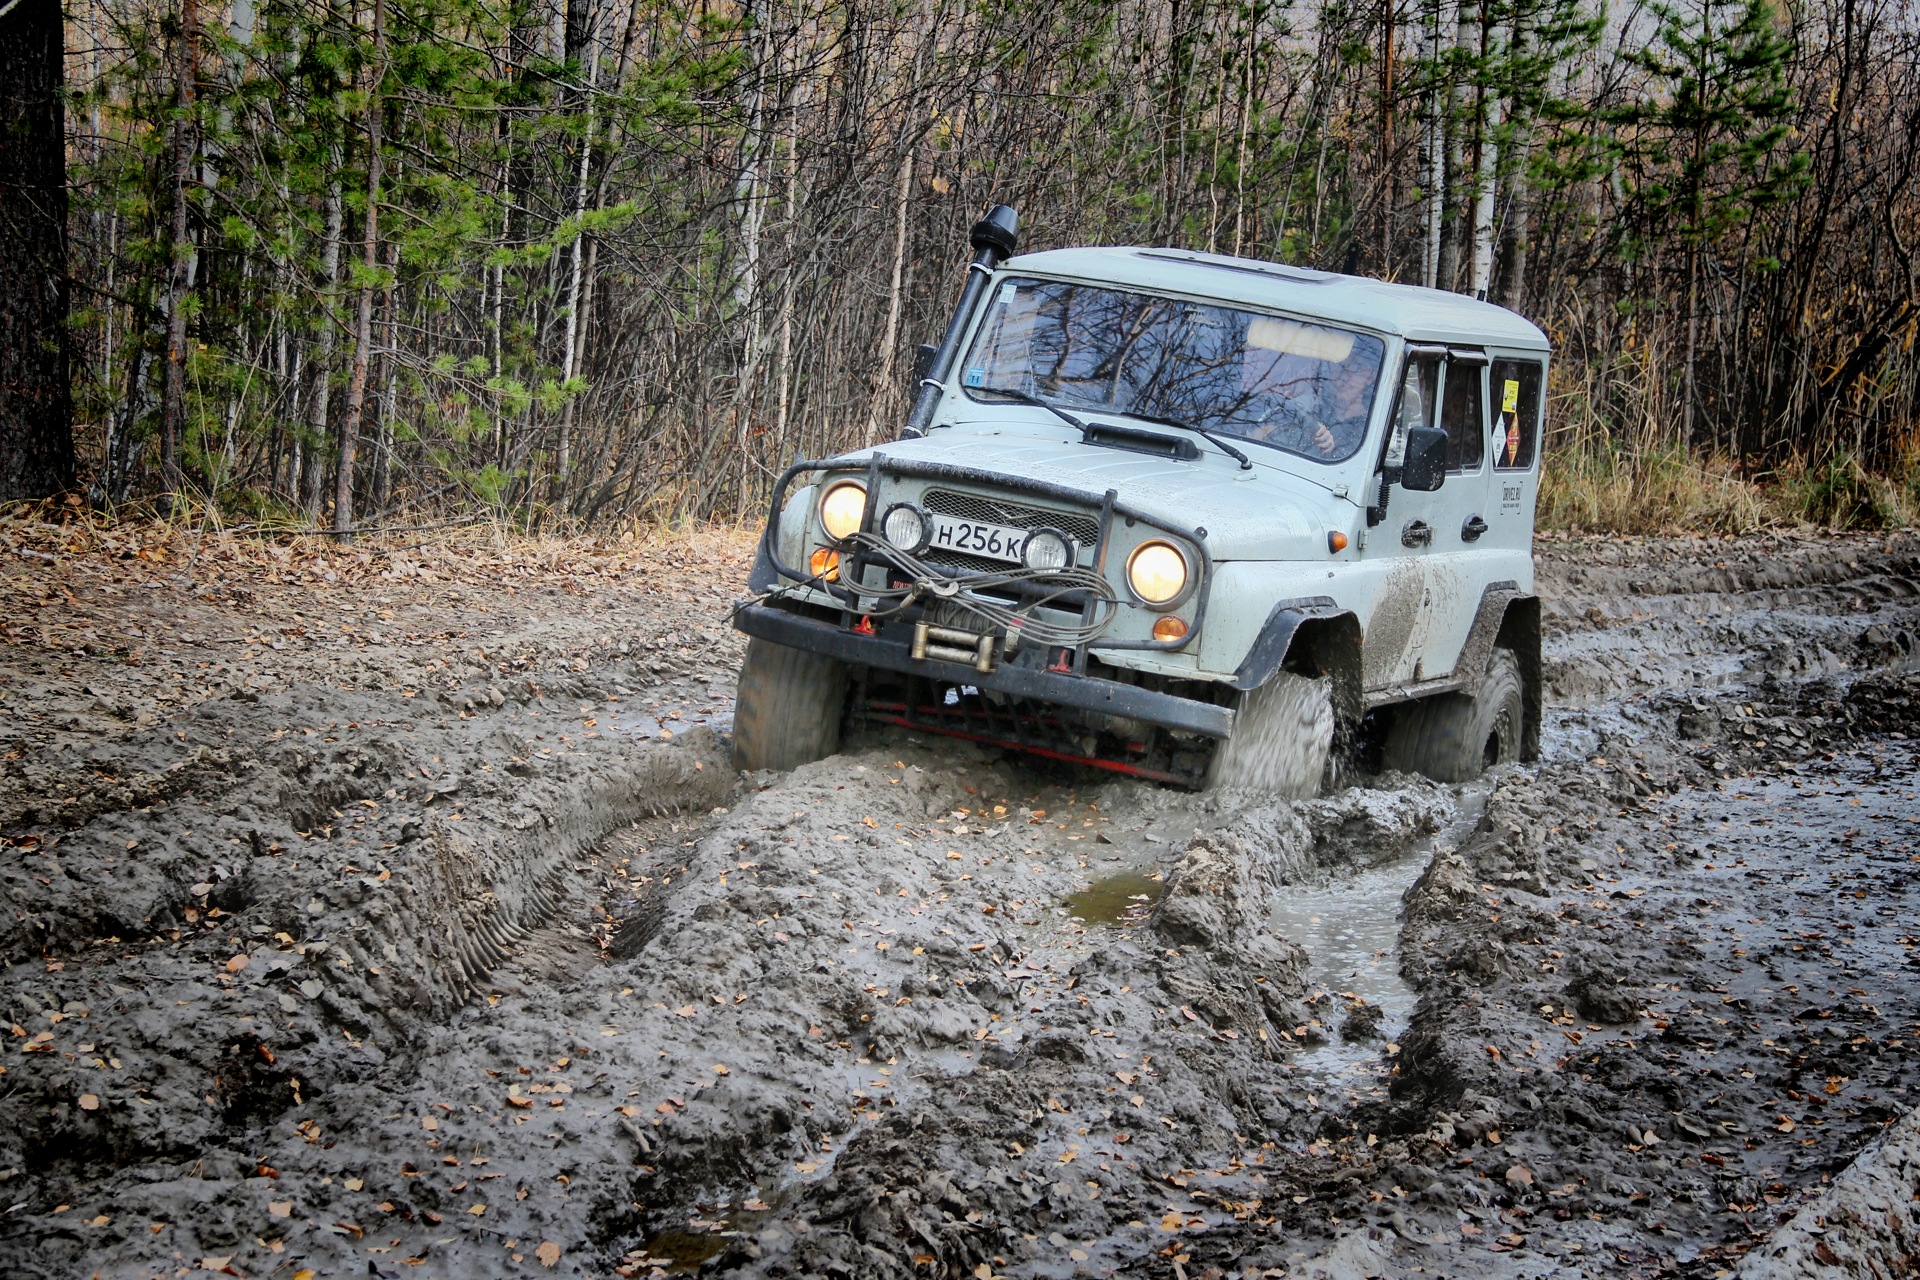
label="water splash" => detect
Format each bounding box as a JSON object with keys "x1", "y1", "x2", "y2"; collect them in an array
[{"x1": 1209, "y1": 672, "x2": 1333, "y2": 797}]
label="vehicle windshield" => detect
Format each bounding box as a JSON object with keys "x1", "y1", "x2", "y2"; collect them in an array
[{"x1": 956, "y1": 277, "x2": 1387, "y2": 465}]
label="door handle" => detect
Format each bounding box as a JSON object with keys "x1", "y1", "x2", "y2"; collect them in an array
[
  {"x1": 1461, "y1": 514, "x2": 1488, "y2": 543},
  {"x1": 1401, "y1": 519, "x2": 1433, "y2": 548}
]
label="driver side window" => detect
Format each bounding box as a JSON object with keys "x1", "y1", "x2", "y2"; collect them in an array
[{"x1": 1387, "y1": 355, "x2": 1440, "y2": 465}]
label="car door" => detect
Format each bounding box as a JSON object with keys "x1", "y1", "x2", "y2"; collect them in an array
[
  {"x1": 1419, "y1": 348, "x2": 1494, "y2": 680},
  {"x1": 1360, "y1": 348, "x2": 1443, "y2": 689},
  {"x1": 1486, "y1": 354, "x2": 1546, "y2": 558}
]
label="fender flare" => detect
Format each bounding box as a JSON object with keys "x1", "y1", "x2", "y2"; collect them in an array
[
  {"x1": 1445, "y1": 582, "x2": 1541, "y2": 761},
  {"x1": 1231, "y1": 597, "x2": 1365, "y2": 731}
]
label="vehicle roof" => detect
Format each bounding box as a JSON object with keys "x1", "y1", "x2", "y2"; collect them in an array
[{"x1": 1003, "y1": 246, "x2": 1550, "y2": 350}]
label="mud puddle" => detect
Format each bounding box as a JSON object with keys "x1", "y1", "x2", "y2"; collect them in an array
[
  {"x1": 1063, "y1": 871, "x2": 1163, "y2": 926},
  {"x1": 1275, "y1": 785, "x2": 1489, "y2": 1079}
]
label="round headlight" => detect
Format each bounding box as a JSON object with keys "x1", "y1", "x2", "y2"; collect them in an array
[
  {"x1": 819, "y1": 481, "x2": 868, "y2": 542},
  {"x1": 881, "y1": 502, "x2": 929, "y2": 553},
  {"x1": 1126, "y1": 541, "x2": 1189, "y2": 606},
  {"x1": 1021, "y1": 527, "x2": 1072, "y2": 571}
]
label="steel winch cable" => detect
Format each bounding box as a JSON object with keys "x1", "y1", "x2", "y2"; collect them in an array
[{"x1": 842, "y1": 532, "x2": 1120, "y2": 647}]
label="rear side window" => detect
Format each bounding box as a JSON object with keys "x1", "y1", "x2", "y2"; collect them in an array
[
  {"x1": 1492, "y1": 359, "x2": 1544, "y2": 470},
  {"x1": 1441, "y1": 361, "x2": 1485, "y2": 471}
]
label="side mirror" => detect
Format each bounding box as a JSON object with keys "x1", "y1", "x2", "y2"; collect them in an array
[
  {"x1": 1401, "y1": 426, "x2": 1448, "y2": 491},
  {"x1": 912, "y1": 343, "x2": 939, "y2": 385}
]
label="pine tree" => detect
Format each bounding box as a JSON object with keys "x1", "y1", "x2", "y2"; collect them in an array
[{"x1": 1604, "y1": 0, "x2": 1808, "y2": 445}]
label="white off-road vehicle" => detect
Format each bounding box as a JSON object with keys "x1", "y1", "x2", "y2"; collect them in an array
[{"x1": 730, "y1": 206, "x2": 1545, "y2": 793}]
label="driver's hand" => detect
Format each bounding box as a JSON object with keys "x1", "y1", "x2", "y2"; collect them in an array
[{"x1": 1312, "y1": 423, "x2": 1336, "y2": 455}]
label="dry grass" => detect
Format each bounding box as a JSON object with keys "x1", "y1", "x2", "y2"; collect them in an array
[{"x1": 1537, "y1": 444, "x2": 1785, "y2": 534}]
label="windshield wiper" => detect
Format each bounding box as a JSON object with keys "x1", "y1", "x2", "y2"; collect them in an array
[
  {"x1": 978, "y1": 387, "x2": 1253, "y2": 472},
  {"x1": 1118, "y1": 408, "x2": 1254, "y2": 471},
  {"x1": 972, "y1": 386, "x2": 1090, "y2": 433}
]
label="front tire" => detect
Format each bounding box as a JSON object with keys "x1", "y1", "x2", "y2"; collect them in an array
[
  {"x1": 1382, "y1": 647, "x2": 1524, "y2": 783},
  {"x1": 1206, "y1": 671, "x2": 1334, "y2": 798},
  {"x1": 731, "y1": 637, "x2": 848, "y2": 772}
]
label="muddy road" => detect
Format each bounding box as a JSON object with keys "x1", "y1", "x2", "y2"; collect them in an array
[{"x1": 3, "y1": 521, "x2": 1919, "y2": 1279}]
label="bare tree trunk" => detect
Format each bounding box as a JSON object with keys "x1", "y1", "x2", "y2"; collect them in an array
[
  {"x1": 303, "y1": 168, "x2": 342, "y2": 522},
  {"x1": 159, "y1": 0, "x2": 199, "y2": 503},
  {"x1": 1468, "y1": 93, "x2": 1499, "y2": 298},
  {"x1": 1379, "y1": 0, "x2": 1397, "y2": 276},
  {"x1": 1422, "y1": 0, "x2": 1444, "y2": 288},
  {"x1": 365, "y1": 254, "x2": 396, "y2": 519},
  {"x1": 867, "y1": 145, "x2": 913, "y2": 442},
  {"x1": 555, "y1": 25, "x2": 599, "y2": 505},
  {"x1": 335, "y1": 0, "x2": 385, "y2": 538},
  {"x1": 1438, "y1": 0, "x2": 1474, "y2": 291}
]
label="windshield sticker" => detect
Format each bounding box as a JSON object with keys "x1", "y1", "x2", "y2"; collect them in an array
[
  {"x1": 999, "y1": 281, "x2": 1018, "y2": 303},
  {"x1": 1246, "y1": 316, "x2": 1355, "y2": 362},
  {"x1": 1504, "y1": 415, "x2": 1521, "y2": 464},
  {"x1": 965, "y1": 366, "x2": 986, "y2": 387},
  {"x1": 1502, "y1": 378, "x2": 1521, "y2": 413}
]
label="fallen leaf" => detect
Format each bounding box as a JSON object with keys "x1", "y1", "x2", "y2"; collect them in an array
[
  {"x1": 468, "y1": 1203, "x2": 486, "y2": 1216},
  {"x1": 535, "y1": 1241, "x2": 562, "y2": 1268},
  {"x1": 269, "y1": 1200, "x2": 292, "y2": 1218},
  {"x1": 77, "y1": 1093, "x2": 100, "y2": 1111},
  {"x1": 420, "y1": 1116, "x2": 438, "y2": 1131},
  {"x1": 225, "y1": 954, "x2": 249, "y2": 974},
  {"x1": 673, "y1": 1005, "x2": 696, "y2": 1018},
  {"x1": 1160, "y1": 1211, "x2": 1185, "y2": 1231},
  {"x1": 1505, "y1": 1164, "x2": 1533, "y2": 1187},
  {"x1": 343, "y1": 1177, "x2": 364, "y2": 1191}
]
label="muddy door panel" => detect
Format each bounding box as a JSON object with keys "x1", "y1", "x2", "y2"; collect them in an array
[
  {"x1": 1361, "y1": 353, "x2": 1441, "y2": 688},
  {"x1": 1415, "y1": 352, "x2": 1495, "y2": 680}
]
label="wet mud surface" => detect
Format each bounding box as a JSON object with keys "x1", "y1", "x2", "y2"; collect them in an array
[{"x1": 3, "y1": 525, "x2": 1920, "y2": 1278}]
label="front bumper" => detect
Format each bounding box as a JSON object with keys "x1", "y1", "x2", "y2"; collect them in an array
[{"x1": 733, "y1": 602, "x2": 1234, "y2": 739}]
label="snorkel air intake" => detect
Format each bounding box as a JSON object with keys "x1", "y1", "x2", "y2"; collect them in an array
[{"x1": 901, "y1": 204, "x2": 1020, "y2": 439}]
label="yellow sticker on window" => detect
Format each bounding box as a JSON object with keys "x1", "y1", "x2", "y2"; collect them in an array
[{"x1": 1502, "y1": 379, "x2": 1521, "y2": 414}]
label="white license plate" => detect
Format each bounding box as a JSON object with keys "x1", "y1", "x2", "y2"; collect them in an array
[{"x1": 927, "y1": 515, "x2": 1030, "y2": 563}]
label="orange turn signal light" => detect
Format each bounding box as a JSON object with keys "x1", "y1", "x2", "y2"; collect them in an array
[
  {"x1": 1328, "y1": 530, "x2": 1349, "y2": 553},
  {"x1": 1152, "y1": 615, "x2": 1189, "y2": 642},
  {"x1": 808, "y1": 546, "x2": 841, "y2": 582}
]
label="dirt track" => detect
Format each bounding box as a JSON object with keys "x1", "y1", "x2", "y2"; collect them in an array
[{"x1": 3, "y1": 519, "x2": 1919, "y2": 1279}]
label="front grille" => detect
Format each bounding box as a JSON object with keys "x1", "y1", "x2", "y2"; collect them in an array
[{"x1": 921, "y1": 489, "x2": 1100, "y2": 573}]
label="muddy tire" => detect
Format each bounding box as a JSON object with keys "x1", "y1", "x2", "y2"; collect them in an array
[
  {"x1": 731, "y1": 637, "x2": 848, "y2": 772},
  {"x1": 1206, "y1": 671, "x2": 1334, "y2": 798},
  {"x1": 1383, "y1": 647, "x2": 1524, "y2": 783}
]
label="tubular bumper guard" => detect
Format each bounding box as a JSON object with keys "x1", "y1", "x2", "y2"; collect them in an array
[{"x1": 734, "y1": 602, "x2": 1234, "y2": 740}]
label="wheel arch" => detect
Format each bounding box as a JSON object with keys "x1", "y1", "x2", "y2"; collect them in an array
[
  {"x1": 1231, "y1": 597, "x2": 1365, "y2": 734},
  {"x1": 1444, "y1": 583, "x2": 1542, "y2": 762},
  {"x1": 1495, "y1": 594, "x2": 1542, "y2": 761}
]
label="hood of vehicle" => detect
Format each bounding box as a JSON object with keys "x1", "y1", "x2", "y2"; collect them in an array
[{"x1": 844, "y1": 422, "x2": 1358, "y2": 561}]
